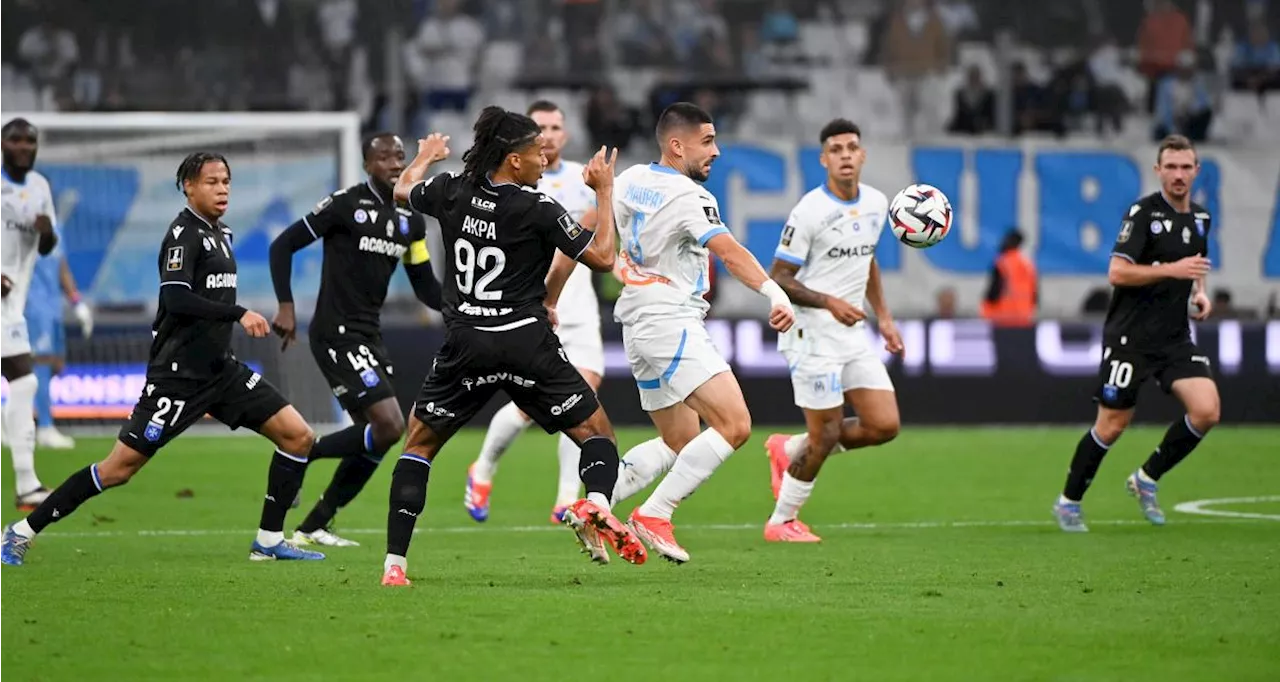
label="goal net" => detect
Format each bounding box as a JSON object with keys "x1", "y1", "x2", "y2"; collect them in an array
[{"x1": 1, "y1": 112, "x2": 363, "y2": 431}]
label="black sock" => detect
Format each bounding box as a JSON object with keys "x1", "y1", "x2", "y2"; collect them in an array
[
  {"x1": 578, "y1": 437, "x2": 620, "y2": 502},
  {"x1": 309, "y1": 424, "x2": 370, "y2": 460},
  {"x1": 259, "y1": 449, "x2": 308, "y2": 533},
  {"x1": 387, "y1": 455, "x2": 431, "y2": 557},
  {"x1": 297, "y1": 455, "x2": 382, "y2": 533},
  {"x1": 1063, "y1": 428, "x2": 1111, "y2": 501},
  {"x1": 1141, "y1": 416, "x2": 1204, "y2": 481},
  {"x1": 28, "y1": 465, "x2": 105, "y2": 534}
]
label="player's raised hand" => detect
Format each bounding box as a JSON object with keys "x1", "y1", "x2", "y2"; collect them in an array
[
  {"x1": 1190, "y1": 290, "x2": 1213, "y2": 321},
  {"x1": 583, "y1": 146, "x2": 618, "y2": 192},
  {"x1": 271, "y1": 303, "x2": 298, "y2": 350},
  {"x1": 824, "y1": 296, "x2": 867, "y2": 326},
  {"x1": 769, "y1": 303, "x2": 795, "y2": 332},
  {"x1": 418, "y1": 133, "x2": 451, "y2": 164},
  {"x1": 240, "y1": 310, "x2": 271, "y2": 338},
  {"x1": 879, "y1": 317, "x2": 905, "y2": 354},
  {"x1": 1166, "y1": 255, "x2": 1211, "y2": 280}
]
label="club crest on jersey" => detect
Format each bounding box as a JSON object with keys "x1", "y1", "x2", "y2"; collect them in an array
[
  {"x1": 1149, "y1": 220, "x2": 1162, "y2": 234},
  {"x1": 354, "y1": 209, "x2": 368, "y2": 224},
  {"x1": 360, "y1": 368, "x2": 380, "y2": 387},
  {"x1": 399, "y1": 215, "x2": 410, "y2": 235},
  {"x1": 144, "y1": 423, "x2": 163, "y2": 442},
  {"x1": 166, "y1": 246, "x2": 184, "y2": 271},
  {"x1": 558, "y1": 212, "x2": 582, "y2": 239}
]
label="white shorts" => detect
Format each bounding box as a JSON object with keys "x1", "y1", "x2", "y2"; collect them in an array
[
  {"x1": 1, "y1": 319, "x2": 31, "y2": 358},
  {"x1": 623, "y1": 318, "x2": 730, "y2": 412},
  {"x1": 556, "y1": 323, "x2": 605, "y2": 377},
  {"x1": 782, "y1": 347, "x2": 894, "y2": 410}
]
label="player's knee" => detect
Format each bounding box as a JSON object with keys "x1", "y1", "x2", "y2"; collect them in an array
[
  {"x1": 866, "y1": 418, "x2": 900, "y2": 446},
  {"x1": 1189, "y1": 403, "x2": 1220, "y2": 432},
  {"x1": 716, "y1": 411, "x2": 752, "y2": 450},
  {"x1": 370, "y1": 413, "x2": 406, "y2": 451},
  {"x1": 281, "y1": 426, "x2": 316, "y2": 459}
]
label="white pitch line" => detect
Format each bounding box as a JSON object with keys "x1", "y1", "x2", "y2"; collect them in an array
[
  {"x1": 35, "y1": 516, "x2": 1274, "y2": 539},
  {"x1": 1172, "y1": 495, "x2": 1280, "y2": 521}
]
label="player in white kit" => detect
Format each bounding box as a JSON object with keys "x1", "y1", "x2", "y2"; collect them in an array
[
  {"x1": 2, "y1": 119, "x2": 59, "y2": 510},
  {"x1": 608, "y1": 103, "x2": 795, "y2": 563},
  {"x1": 465, "y1": 101, "x2": 608, "y2": 523},
  {"x1": 762, "y1": 119, "x2": 904, "y2": 542}
]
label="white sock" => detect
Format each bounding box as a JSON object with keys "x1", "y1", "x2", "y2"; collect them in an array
[
  {"x1": 613, "y1": 438, "x2": 678, "y2": 503},
  {"x1": 12, "y1": 518, "x2": 35, "y2": 538},
  {"x1": 637, "y1": 429, "x2": 735, "y2": 520},
  {"x1": 472, "y1": 402, "x2": 531, "y2": 482},
  {"x1": 784, "y1": 433, "x2": 845, "y2": 462},
  {"x1": 1058, "y1": 495, "x2": 1079, "y2": 505},
  {"x1": 769, "y1": 472, "x2": 815, "y2": 524},
  {"x1": 555, "y1": 434, "x2": 581, "y2": 507},
  {"x1": 385, "y1": 553, "x2": 407, "y2": 572},
  {"x1": 1136, "y1": 468, "x2": 1157, "y2": 485},
  {"x1": 587, "y1": 491, "x2": 611, "y2": 511},
  {"x1": 4, "y1": 374, "x2": 40, "y2": 494},
  {"x1": 256, "y1": 529, "x2": 284, "y2": 547}
]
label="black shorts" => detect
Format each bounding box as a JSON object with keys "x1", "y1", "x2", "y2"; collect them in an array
[
  {"x1": 118, "y1": 361, "x2": 291, "y2": 456},
  {"x1": 413, "y1": 320, "x2": 599, "y2": 439},
  {"x1": 1093, "y1": 340, "x2": 1214, "y2": 410},
  {"x1": 309, "y1": 333, "x2": 397, "y2": 413}
]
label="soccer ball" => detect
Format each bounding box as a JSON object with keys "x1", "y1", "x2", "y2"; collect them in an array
[{"x1": 889, "y1": 183, "x2": 953, "y2": 249}]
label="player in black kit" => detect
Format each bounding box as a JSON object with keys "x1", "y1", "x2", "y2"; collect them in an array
[
  {"x1": 378, "y1": 107, "x2": 646, "y2": 586},
  {"x1": 269, "y1": 132, "x2": 442, "y2": 548},
  {"x1": 1053, "y1": 135, "x2": 1219, "y2": 533},
  {"x1": 1, "y1": 153, "x2": 325, "y2": 567}
]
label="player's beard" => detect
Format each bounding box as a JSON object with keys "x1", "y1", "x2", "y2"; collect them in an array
[{"x1": 685, "y1": 160, "x2": 710, "y2": 183}]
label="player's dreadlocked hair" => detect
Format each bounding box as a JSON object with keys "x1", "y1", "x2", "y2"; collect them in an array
[
  {"x1": 175, "y1": 152, "x2": 230, "y2": 195},
  {"x1": 461, "y1": 106, "x2": 540, "y2": 183}
]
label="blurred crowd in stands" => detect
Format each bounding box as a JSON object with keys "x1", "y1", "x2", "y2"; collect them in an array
[{"x1": 6, "y1": 0, "x2": 1280, "y2": 144}]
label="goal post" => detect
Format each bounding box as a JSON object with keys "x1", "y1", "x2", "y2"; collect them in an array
[{"x1": 0, "y1": 111, "x2": 364, "y2": 431}]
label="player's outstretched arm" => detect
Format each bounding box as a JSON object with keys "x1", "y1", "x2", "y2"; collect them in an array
[
  {"x1": 35, "y1": 214, "x2": 57, "y2": 255},
  {"x1": 1108, "y1": 254, "x2": 1209, "y2": 287},
  {"x1": 394, "y1": 134, "x2": 450, "y2": 205},
  {"x1": 706, "y1": 233, "x2": 795, "y2": 331}
]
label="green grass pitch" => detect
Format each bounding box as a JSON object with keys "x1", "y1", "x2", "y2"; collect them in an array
[{"x1": 3, "y1": 426, "x2": 1278, "y2": 681}]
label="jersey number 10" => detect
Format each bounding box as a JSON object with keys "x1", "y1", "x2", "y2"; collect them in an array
[{"x1": 454, "y1": 240, "x2": 506, "y2": 300}]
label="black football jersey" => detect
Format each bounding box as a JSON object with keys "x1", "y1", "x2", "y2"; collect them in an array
[
  {"x1": 1105, "y1": 192, "x2": 1212, "y2": 350},
  {"x1": 408, "y1": 172, "x2": 593, "y2": 329},
  {"x1": 303, "y1": 181, "x2": 431, "y2": 337},
  {"x1": 150, "y1": 208, "x2": 240, "y2": 378}
]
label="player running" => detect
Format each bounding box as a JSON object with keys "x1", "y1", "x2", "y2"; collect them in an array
[
  {"x1": 26, "y1": 233, "x2": 95, "y2": 450},
  {"x1": 269, "y1": 132, "x2": 442, "y2": 548},
  {"x1": 760, "y1": 119, "x2": 902, "y2": 543},
  {"x1": 381, "y1": 107, "x2": 645, "y2": 586},
  {"x1": 1053, "y1": 134, "x2": 1219, "y2": 532},
  {"x1": 607, "y1": 102, "x2": 796, "y2": 563},
  {"x1": 2, "y1": 118, "x2": 58, "y2": 510},
  {"x1": 2, "y1": 152, "x2": 325, "y2": 566},
  {"x1": 466, "y1": 100, "x2": 606, "y2": 524}
]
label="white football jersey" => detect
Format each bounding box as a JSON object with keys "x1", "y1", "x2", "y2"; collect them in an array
[
  {"x1": 539, "y1": 160, "x2": 599, "y2": 329},
  {"x1": 613, "y1": 163, "x2": 727, "y2": 325},
  {"x1": 1, "y1": 169, "x2": 57, "y2": 323},
  {"x1": 774, "y1": 183, "x2": 889, "y2": 356}
]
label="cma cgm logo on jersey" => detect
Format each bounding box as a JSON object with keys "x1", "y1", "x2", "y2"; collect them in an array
[{"x1": 703, "y1": 143, "x2": 1280, "y2": 278}]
